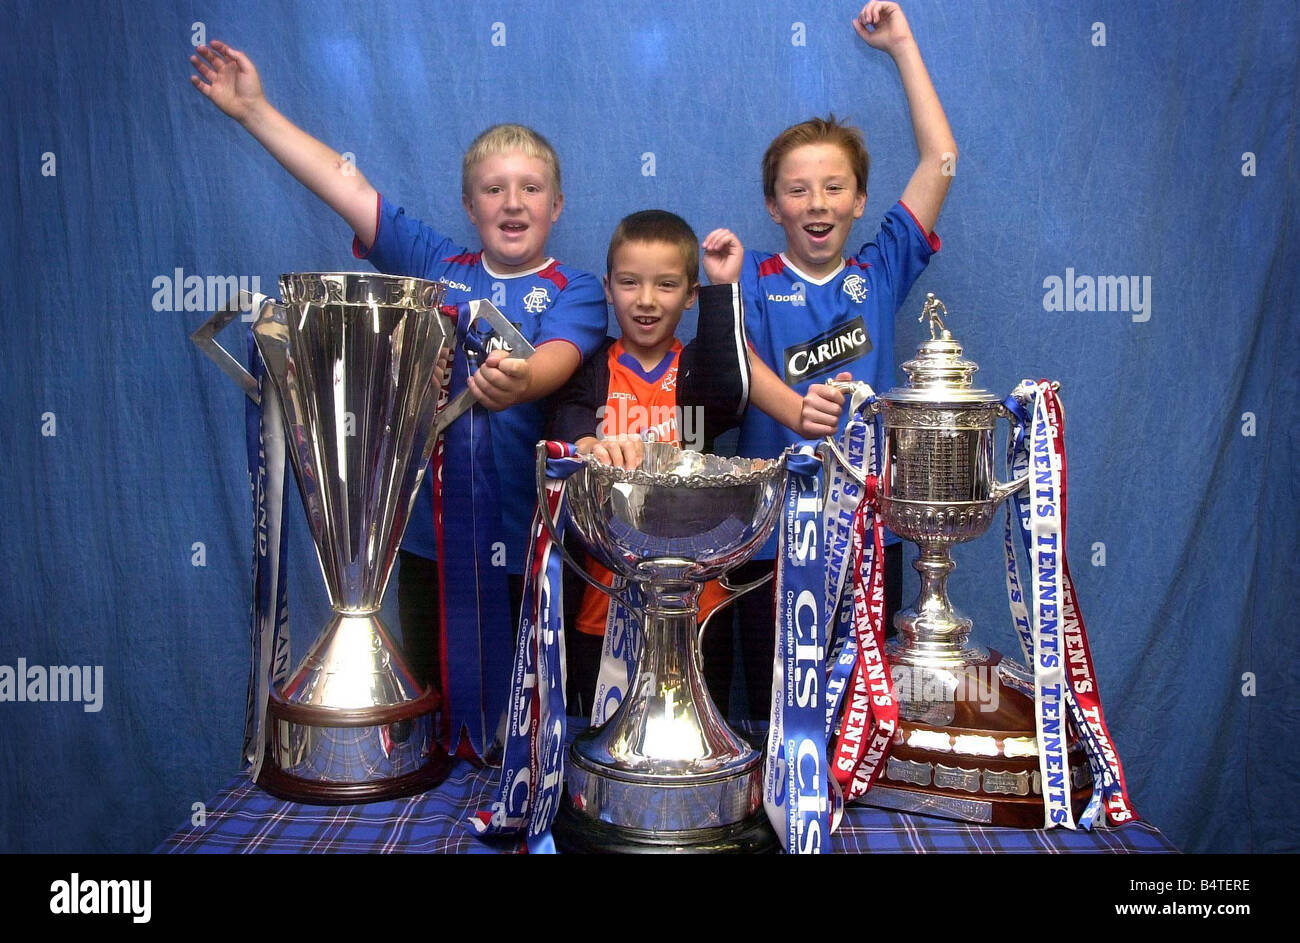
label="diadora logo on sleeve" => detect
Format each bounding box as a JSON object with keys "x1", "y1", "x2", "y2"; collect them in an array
[
  {"x1": 841, "y1": 273, "x2": 868, "y2": 303},
  {"x1": 783, "y1": 316, "x2": 871, "y2": 383},
  {"x1": 522, "y1": 286, "x2": 551, "y2": 313},
  {"x1": 767, "y1": 281, "x2": 807, "y2": 306}
]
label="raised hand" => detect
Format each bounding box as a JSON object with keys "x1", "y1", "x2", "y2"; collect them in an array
[
  {"x1": 467, "y1": 349, "x2": 532, "y2": 411},
  {"x1": 852, "y1": 1, "x2": 916, "y2": 54},
  {"x1": 701, "y1": 228, "x2": 744, "y2": 285},
  {"x1": 190, "y1": 40, "x2": 266, "y2": 124},
  {"x1": 799, "y1": 371, "x2": 854, "y2": 437}
]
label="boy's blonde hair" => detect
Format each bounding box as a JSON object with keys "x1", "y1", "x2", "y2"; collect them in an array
[
  {"x1": 761, "y1": 114, "x2": 870, "y2": 200},
  {"x1": 461, "y1": 124, "x2": 562, "y2": 197}
]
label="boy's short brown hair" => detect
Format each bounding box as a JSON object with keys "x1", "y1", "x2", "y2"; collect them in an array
[
  {"x1": 461, "y1": 124, "x2": 562, "y2": 197},
  {"x1": 605, "y1": 210, "x2": 699, "y2": 285},
  {"x1": 761, "y1": 114, "x2": 870, "y2": 200}
]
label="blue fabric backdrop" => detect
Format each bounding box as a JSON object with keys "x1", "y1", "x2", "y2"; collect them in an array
[{"x1": 1, "y1": 0, "x2": 1295, "y2": 853}]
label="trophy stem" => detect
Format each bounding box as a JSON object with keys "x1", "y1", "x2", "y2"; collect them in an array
[
  {"x1": 556, "y1": 576, "x2": 773, "y2": 852},
  {"x1": 891, "y1": 545, "x2": 985, "y2": 667}
]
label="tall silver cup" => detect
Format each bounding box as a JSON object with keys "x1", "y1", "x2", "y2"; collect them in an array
[
  {"x1": 251, "y1": 272, "x2": 456, "y2": 803},
  {"x1": 538, "y1": 443, "x2": 787, "y2": 852}
]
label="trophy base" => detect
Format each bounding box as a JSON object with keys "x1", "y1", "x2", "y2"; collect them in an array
[
  {"x1": 865, "y1": 647, "x2": 1096, "y2": 828},
  {"x1": 256, "y1": 686, "x2": 453, "y2": 805},
  {"x1": 555, "y1": 742, "x2": 774, "y2": 853},
  {"x1": 552, "y1": 798, "x2": 778, "y2": 854}
]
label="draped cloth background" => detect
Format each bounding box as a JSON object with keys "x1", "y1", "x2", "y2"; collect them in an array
[{"x1": 1, "y1": 0, "x2": 1295, "y2": 852}]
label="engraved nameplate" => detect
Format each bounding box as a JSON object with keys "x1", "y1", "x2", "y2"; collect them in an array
[
  {"x1": 886, "y1": 756, "x2": 933, "y2": 787},
  {"x1": 982, "y1": 769, "x2": 1031, "y2": 796},
  {"x1": 934, "y1": 764, "x2": 981, "y2": 794}
]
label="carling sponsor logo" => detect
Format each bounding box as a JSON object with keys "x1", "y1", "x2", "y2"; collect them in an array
[{"x1": 783, "y1": 316, "x2": 871, "y2": 383}]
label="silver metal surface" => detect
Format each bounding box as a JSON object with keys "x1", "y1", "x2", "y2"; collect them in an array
[
  {"x1": 190, "y1": 289, "x2": 262, "y2": 403},
  {"x1": 251, "y1": 272, "x2": 455, "y2": 790},
  {"x1": 543, "y1": 442, "x2": 788, "y2": 842},
  {"x1": 566, "y1": 752, "x2": 763, "y2": 832},
  {"x1": 868, "y1": 294, "x2": 1026, "y2": 669},
  {"x1": 274, "y1": 711, "x2": 434, "y2": 782}
]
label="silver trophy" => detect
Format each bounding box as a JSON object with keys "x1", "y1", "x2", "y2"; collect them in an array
[
  {"x1": 831, "y1": 294, "x2": 1092, "y2": 826},
  {"x1": 538, "y1": 443, "x2": 787, "y2": 852},
  {"x1": 246, "y1": 272, "x2": 456, "y2": 803}
]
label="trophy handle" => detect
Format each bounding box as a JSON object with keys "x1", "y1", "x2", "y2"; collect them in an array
[
  {"x1": 991, "y1": 381, "x2": 1061, "y2": 503},
  {"x1": 533, "y1": 443, "x2": 638, "y2": 614},
  {"x1": 818, "y1": 379, "x2": 882, "y2": 486},
  {"x1": 190, "y1": 290, "x2": 272, "y2": 403}
]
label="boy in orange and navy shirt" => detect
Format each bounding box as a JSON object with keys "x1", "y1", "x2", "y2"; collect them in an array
[{"x1": 548, "y1": 210, "x2": 759, "y2": 711}]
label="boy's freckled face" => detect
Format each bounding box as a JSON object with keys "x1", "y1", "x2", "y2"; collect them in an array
[
  {"x1": 766, "y1": 142, "x2": 866, "y2": 278},
  {"x1": 463, "y1": 152, "x2": 563, "y2": 274},
  {"x1": 605, "y1": 240, "x2": 697, "y2": 366}
]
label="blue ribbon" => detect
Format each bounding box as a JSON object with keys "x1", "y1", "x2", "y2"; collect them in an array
[
  {"x1": 243, "y1": 330, "x2": 290, "y2": 773},
  {"x1": 438, "y1": 308, "x2": 513, "y2": 756},
  {"x1": 473, "y1": 447, "x2": 584, "y2": 852},
  {"x1": 765, "y1": 446, "x2": 830, "y2": 853}
]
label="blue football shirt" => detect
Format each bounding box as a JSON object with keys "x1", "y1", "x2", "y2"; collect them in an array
[
  {"x1": 737, "y1": 200, "x2": 941, "y2": 555},
  {"x1": 354, "y1": 195, "x2": 607, "y2": 572}
]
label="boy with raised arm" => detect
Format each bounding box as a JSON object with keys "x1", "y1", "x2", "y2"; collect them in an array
[
  {"x1": 190, "y1": 41, "x2": 607, "y2": 752},
  {"x1": 714, "y1": 1, "x2": 958, "y2": 720}
]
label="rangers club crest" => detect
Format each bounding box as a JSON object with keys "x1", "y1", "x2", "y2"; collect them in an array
[
  {"x1": 522, "y1": 287, "x2": 551, "y2": 313},
  {"x1": 841, "y1": 273, "x2": 868, "y2": 303}
]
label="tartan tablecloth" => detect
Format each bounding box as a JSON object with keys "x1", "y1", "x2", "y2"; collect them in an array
[{"x1": 158, "y1": 757, "x2": 1176, "y2": 855}]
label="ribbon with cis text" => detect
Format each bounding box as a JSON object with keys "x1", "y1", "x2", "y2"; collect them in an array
[
  {"x1": 590, "y1": 579, "x2": 641, "y2": 727},
  {"x1": 433, "y1": 304, "x2": 514, "y2": 761},
  {"x1": 763, "y1": 445, "x2": 832, "y2": 853},
  {"x1": 1002, "y1": 380, "x2": 1138, "y2": 828},
  {"x1": 242, "y1": 324, "x2": 291, "y2": 780},
  {"x1": 470, "y1": 441, "x2": 581, "y2": 852},
  {"x1": 821, "y1": 386, "x2": 897, "y2": 801}
]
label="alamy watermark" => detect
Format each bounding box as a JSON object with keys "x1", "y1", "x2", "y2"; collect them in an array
[
  {"x1": 595, "y1": 401, "x2": 705, "y2": 452},
  {"x1": 152, "y1": 267, "x2": 263, "y2": 318},
  {"x1": 50, "y1": 874, "x2": 150, "y2": 923},
  {"x1": 892, "y1": 664, "x2": 1000, "y2": 714},
  {"x1": 1042, "y1": 268, "x2": 1151, "y2": 322},
  {"x1": 0, "y1": 659, "x2": 103, "y2": 712}
]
